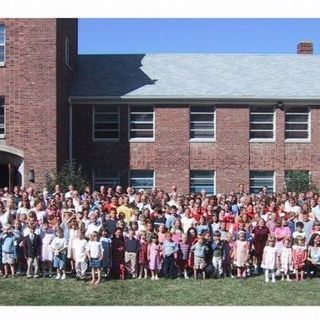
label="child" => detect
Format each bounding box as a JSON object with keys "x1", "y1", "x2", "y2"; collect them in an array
[
  {"x1": 211, "y1": 230, "x2": 225, "y2": 278},
  {"x1": 51, "y1": 228, "x2": 68, "y2": 280},
  {"x1": 261, "y1": 237, "x2": 278, "y2": 283},
  {"x1": 40, "y1": 223, "x2": 55, "y2": 277},
  {"x1": 100, "y1": 227, "x2": 112, "y2": 278},
  {"x1": 124, "y1": 228, "x2": 140, "y2": 278},
  {"x1": 280, "y1": 237, "x2": 293, "y2": 281},
  {"x1": 148, "y1": 234, "x2": 161, "y2": 280},
  {"x1": 292, "y1": 222, "x2": 306, "y2": 240},
  {"x1": 111, "y1": 227, "x2": 126, "y2": 280},
  {"x1": 137, "y1": 231, "x2": 148, "y2": 279},
  {"x1": 0, "y1": 224, "x2": 16, "y2": 278},
  {"x1": 233, "y1": 231, "x2": 249, "y2": 279},
  {"x1": 178, "y1": 233, "x2": 191, "y2": 279},
  {"x1": 87, "y1": 231, "x2": 103, "y2": 285},
  {"x1": 67, "y1": 219, "x2": 79, "y2": 276},
  {"x1": 12, "y1": 219, "x2": 24, "y2": 275},
  {"x1": 292, "y1": 236, "x2": 307, "y2": 281},
  {"x1": 162, "y1": 232, "x2": 179, "y2": 279},
  {"x1": 24, "y1": 225, "x2": 42, "y2": 278},
  {"x1": 72, "y1": 231, "x2": 88, "y2": 280},
  {"x1": 190, "y1": 235, "x2": 208, "y2": 280}
]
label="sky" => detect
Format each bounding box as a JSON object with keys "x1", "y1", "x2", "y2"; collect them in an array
[{"x1": 78, "y1": 18, "x2": 320, "y2": 54}]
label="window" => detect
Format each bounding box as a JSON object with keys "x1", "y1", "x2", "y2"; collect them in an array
[
  {"x1": 0, "y1": 99, "x2": 4, "y2": 137},
  {"x1": 250, "y1": 171, "x2": 275, "y2": 194},
  {"x1": 129, "y1": 106, "x2": 154, "y2": 140},
  {"x1": 65, "y1": 37, "x2": 71, "y2": 68},
  {"x1": 93, "y1": 169, "x2": 119, "y2": 190},
  {"x1": 0, "y1": 24, "x2": 5, "y2": 65},
  {"x1": 250, "y1": 107, "x2": 275, "y2": 140},
  {"x1": 190, "y1": 106, "x2": 215, "y2": 140},
  {"x1": 130, "y1": 170, "x2": 154, "y2": 190},
  {"x1": 190, "y1": 170, "x2": 215, "y2": 195},
  {"x1": 285, "y1": 107, "x2": 310, "y2": 140},
  {"x1": 93, "y1": 105, "x2": 119, "y2": 141}
]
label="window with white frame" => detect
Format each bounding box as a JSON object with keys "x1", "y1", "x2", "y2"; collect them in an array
[
  {"x1": 93, "y1": 169, "x2": 119, "y2": 190},
  {"x1": 250, "y1": 107, "x2": 275, "y2": 140},
  {"x1": 190, "y1": 170, "x2": 215, "y2": 195},
  {"x1": 130, "y1": 170, "x2": 154, "y2": 190},
  {"x1": 93, "y1": 105, "x2": 119, "y2": 140},
  {"x1": 65, "y1": 37, "x2": 71, "y2": 68},
  {"x1": 129, "y1": 106, "x2": 154, "y2": 140},
  {"x1": 250, "y1": 171, "x2": 275, "y2": 194},
  {"x1": 285, "y1": 107, "x2": 310, "y2": 140},
  {"x1": 0, "y1": 99, "x2": 4, "y2": 137},
  {"x1": 190, "y1": 106, "x2": 215, "y2": 139},
  {"x1": 0, "y1": 24, "x2": 5, "y2": 65}
]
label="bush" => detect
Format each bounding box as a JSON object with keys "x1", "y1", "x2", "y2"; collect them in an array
[
  {"x1": 285, "y1": 171, "x2": 318, "y2": 193},
  {"x1": 44, "y1": 160, "x2": 87, "y2": 194}
]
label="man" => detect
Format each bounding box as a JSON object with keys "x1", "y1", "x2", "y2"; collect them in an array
[
  {"x1": 312, "y1": 199, "x2": 320, "y2": 221},
  {"x1": 117, "y1": 195, "x2": 134, "y2": 224},
  {"x1": 24, "y1": 225, "x2": 41, "y2": 278}
]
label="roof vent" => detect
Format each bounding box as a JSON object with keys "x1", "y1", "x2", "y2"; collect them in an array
[{"x1": 297, "y1": 41, "x2": 313, "y2": 54}]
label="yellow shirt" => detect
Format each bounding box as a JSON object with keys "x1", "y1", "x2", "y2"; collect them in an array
[{"x1": 117, "y1": 205, "x2": 134, "y2": 223}]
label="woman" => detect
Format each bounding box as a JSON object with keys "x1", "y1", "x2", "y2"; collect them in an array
[
  {"x1": 111, "y1": 227, "x2": 126, "y2": 280},
  {"x1": 306, "y1": 233, "x2": 320, "y2": 278},
  {"x1": 252, "y1": 218, "x2": 269, "y2": 273}
]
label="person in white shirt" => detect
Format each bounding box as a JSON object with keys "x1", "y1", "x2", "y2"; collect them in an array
[
  {"x1": 87, "y1": 231, "x2": 103, "y2": 285},
  {"x1": 72, "y1": 231, "x2": 88, "y2": 280},
  {"x1": 51, "y1": 228, "x2": 68, "y2": 280},
  {"x1": 85, "y1": 214, "x2": 102, "y2": 238},
  {"x1": 181, "y1": 207, "x2": 196, "y2": 233}
]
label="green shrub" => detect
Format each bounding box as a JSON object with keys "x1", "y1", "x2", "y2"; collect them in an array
[{"x1": 44, "y1": 160, "x2": 87, "y2": 194}]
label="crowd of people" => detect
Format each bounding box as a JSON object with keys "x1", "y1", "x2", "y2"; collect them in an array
[{"x1": 0, "y1": 183, "x2": 320, "y2": 285}]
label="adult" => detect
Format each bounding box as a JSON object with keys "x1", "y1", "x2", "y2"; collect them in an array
[
  {"x1": 252, "y1": 219, "x2": 269, "y2": 273},
  {"x1": 306, "y1": 233, "x2": 320, "y2": 278}
]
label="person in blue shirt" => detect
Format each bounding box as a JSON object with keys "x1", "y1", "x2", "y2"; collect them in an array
[
  {"x1": 191, "y1": 235, "x2": 209, "y2": 279},
  {"x1": 0, "y1": 224, "x2": 16, "y2": 278},
  {"x1": 162, "y1": 232, "x2": 178, "y2": 279}
]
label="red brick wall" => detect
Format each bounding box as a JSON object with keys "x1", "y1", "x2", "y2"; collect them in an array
[
  {"x1": 0, "y1": 18, "x2": 77, "y2": 188},
  {"x1": 0, "y1": 19, "x2": 57, "y2": 188},
  {"x1": 216, "y1": 106, "x2": 250, "y2": 193},
  {"x1": 71, "y1": 103, "x2": 320, "y2": 193},
  {"x1": 154, "y1": 105, "x2": 190, "y2": 193}
]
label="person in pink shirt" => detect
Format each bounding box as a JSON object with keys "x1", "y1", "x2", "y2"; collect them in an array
[{"x1": 274, "y1": 219, "x2": 291, "y2": 253}]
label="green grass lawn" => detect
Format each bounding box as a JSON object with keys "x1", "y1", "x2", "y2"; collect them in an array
[{"x1": 0, "y1": 275, "x2": 319, "y2": 306}]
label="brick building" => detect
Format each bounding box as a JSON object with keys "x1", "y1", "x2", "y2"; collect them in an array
[{"x1": 1, "y1": 18, "x2": 320, "y2": 194}]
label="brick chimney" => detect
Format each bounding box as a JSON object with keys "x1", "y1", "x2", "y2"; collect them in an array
[{"x1": 297, "y1": 41, "x2": 313, "y2": 54}]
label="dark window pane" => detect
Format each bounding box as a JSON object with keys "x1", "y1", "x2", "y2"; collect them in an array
[
  {"x1": 130, "y1": 123, "x2": 153, "y2": 130},
  {"x1": 190, "y1": 114, "x2": 214, "y2": 122},
  {"x1": 130, "y1": 130, "x2": 153, "y2": 138},
  {"x1": 285, "y1": 114, "x2": 308, "y2": 122},
  {"x1": 250, "y1": 123, "x2": 273, "y2": 130},
  {"x1": 95, "y1": 105, "x2": 118, "y2": 113},
  {"x1": 250, "y1": 114, "x2": 273, "y2": 123},
  {"x1": 285, "y1": 131, "x2": 308, "y2": 139},
  {"x1": 190, "y1": 106, "x2": 214, "y2": 113},
  {"x1": 250, "y1": 131, "x2": 274, "y2": 139},
  {"x1": 190, "y1": 131, "x2": 214, "y2": 139},
  {"x1": 95, "y1": 113, "x2": 118, "y2": 122},
  {"x1": 131, "y1": 114, "x2": 153, "y2": 122},
  {"x1": 94, "y1": 131, "x2": 119, "y2": 139},
  {"x1": 95, "y1": 123, "x2": 118, "y2": 130},
  {"x1": 285, "y1": 123, "x2": 308, "y2": 131}
]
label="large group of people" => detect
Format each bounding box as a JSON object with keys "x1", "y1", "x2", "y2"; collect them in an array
[{"x1": 0, "y1": 183, "x2": 320, "y2": 285}]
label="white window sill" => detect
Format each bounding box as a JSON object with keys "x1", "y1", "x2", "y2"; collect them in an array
[
  {"x1": 129, "y1": 138, "x2": 155, "y2": 143},
  {"x1": 250, "y1": 139, "x2": 275, "y2": 143},
  {"x1": 189, "y1": 139, "x2": 215, "y2": 143},
  {"x1": 0, "y1": 62, "x2": 5, "y2": 67},
  {"x1": 285, "y1": 139, "x2": 311, "y2": 143}
]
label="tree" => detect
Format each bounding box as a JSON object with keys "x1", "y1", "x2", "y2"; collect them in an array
[
  {"x1": 44, "y1": 160, "x2": 87, "y2": 194},
  {"x1": 285, "y1": 171, "x2": 318, "y2": 194}
]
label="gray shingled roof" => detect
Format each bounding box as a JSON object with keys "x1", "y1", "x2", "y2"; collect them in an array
[{"x1": 69, "y1": 54, "x2": 320, "y2": 100}]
